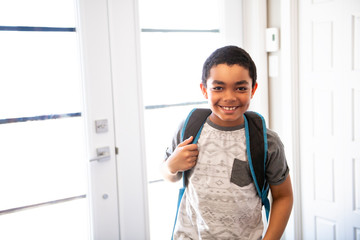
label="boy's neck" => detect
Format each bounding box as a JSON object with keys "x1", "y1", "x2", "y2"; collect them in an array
[{"x1": 206, "y1": 118, "x2": 244, "y2": 131}]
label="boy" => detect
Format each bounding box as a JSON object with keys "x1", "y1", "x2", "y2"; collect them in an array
[{"x1": 161, "y1": 46, "x2": 293, "y2": 239}]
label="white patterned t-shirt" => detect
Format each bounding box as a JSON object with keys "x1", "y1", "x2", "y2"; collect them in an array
[{"x1": 166, "y1": 118, "x2": 289, "y2": 240}]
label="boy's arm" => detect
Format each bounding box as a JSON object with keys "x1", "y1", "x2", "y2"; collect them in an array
[
  {"x1": 160, "y1": 159, "x2": 182, "y2": 182},
  {"x1": 161, "y1": 136, "x2": 198, "y2": 182},
  {"x1": 263, "y1": 175, "x2": 293, "y2": 240}
]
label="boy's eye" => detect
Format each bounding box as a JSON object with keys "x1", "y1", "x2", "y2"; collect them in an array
[
  {"x1": 212, "y1": 86, "x2": 223, "y2": 91},
  {"x1": 237, "y1": 87, "x2": 248, "y2": 91}
]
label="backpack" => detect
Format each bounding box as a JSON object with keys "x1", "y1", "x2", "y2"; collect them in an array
[{"x1": 172, "y1": 108, "x2": 270, "y2": 238}]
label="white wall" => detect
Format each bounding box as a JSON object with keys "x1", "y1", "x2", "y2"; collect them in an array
[
  {"x1": 242, "y1": 0, "x2": 269, "y2": 123},
  {"x1": 267, "y1": 0, "x2": 301, "y2": 239}
]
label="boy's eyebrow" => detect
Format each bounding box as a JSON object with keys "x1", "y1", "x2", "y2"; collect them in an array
[
  {"x1": 211, "y1": 80, "x2": 250, "y2": 85},
  {"x1": 212, "y1": 80, "x2": 225, "y2": 85},
  {"x1": 235, "y1": 80, "x2": 250, "y2": 85}
]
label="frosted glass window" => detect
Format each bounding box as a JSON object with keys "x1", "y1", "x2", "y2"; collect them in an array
[
  {"x1": 139, "y1": 0, "x2": 221, "y2": 181},
  {"x1": 0, "y1": 199, "x2": 89, "y2": 240},
  {"x1": 139, "y1": 0, "x2": 219, "y2": 30},
  {"x1": 0, "y1": 0, "x2": 76, "y2": 27},
  {"x1": 0, "y1": 2, "x2": 88, "y2": 239},
  {"x1": 141, "y1": 32, "x2": 221, "y2": 106},
  {"x1": 0, "y1": 31, "x2": 82, "y2": 119},
  {"x1": 0, "y1": 117, "x2": 87, "y2": 211}
]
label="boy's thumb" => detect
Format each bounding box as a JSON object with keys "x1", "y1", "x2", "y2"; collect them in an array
[{"x1": 179, "y1": 136, "x2": 193, "y2": 146}]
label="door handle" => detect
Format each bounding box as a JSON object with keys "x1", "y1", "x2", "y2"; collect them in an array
[{"x1": 90, "y1": 146, "x2": 111, "y2": 162}]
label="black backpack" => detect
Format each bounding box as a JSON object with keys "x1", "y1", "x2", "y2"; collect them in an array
[{"x1": 172, "y1": 108, "x2": 270, "y2": 238}]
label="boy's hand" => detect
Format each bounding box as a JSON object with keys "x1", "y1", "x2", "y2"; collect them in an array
[
  {"x1": 263, "y1": 175, "x2": 293, "y2": 240},
  {"x1": 166, "y1": 136, "x2": 199, "y2": 174}
]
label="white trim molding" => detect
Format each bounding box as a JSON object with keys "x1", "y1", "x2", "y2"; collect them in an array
[
  {"x1": 107, "y1": 0, "x2": 150, "y2": 239},
  {"x1": 280, "y1": 0, "x2": 302, "y2": 239},
  {"x1": 242, "y1": 0, "x2": 269, "y2": 123}
]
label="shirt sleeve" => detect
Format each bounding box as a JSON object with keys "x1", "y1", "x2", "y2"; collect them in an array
[
  {"x1": 164, "y1": 119, "x2": 185, "y2": 160},
  {"x1": 265, "y1": 128, "x2": 289, "y2": 185}
]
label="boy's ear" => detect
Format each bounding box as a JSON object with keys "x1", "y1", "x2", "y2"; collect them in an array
[
  {"x1": 200, "y1": 83, "x2": 208, "y2": 99},
  {"x1": 251, "y1": 82, "x2": 258, "y2": 98}
]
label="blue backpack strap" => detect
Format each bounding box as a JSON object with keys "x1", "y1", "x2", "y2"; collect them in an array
[
  {"x1": 180, "y1": 108, "x2": 212, "y2": 187},
  {"x1": 181, "y1": 108, "x2": 212, "y2": 143},
  {"x1": 172, "y1": 108, "x2": 211, "y2": 239},
  {"x1": 243, "y1": 111, "x2": 270, "y2": 220}
]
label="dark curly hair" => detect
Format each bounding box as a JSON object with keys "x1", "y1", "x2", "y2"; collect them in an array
[{"x1": 201, "y1": 46, "x2": 257, "y2": 88}]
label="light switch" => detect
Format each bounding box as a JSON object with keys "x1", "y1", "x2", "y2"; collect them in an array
[
  {"x1": 269, "y1": 55, "x2": 279, "y2": 78},
  {"x1": 95, "y1": 119, "x2": 108, "y2": 133}
]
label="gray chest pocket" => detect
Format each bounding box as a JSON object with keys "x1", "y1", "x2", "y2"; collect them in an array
[{"x1": 230, "y1": 158, "x2": 253, "y2": 187}]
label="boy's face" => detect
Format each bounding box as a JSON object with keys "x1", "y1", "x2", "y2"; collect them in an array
[{"x1": 200, "y1": 64, "x2": 257, "y2": 127}]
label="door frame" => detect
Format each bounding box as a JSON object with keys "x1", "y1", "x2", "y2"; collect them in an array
[
  {"x1": 107, "y1": 0, "x2": 150, "y2": 239},
  {"x1": 76, "y1": 0, "x2": 149, "y2": 239},
  {"x1": 279, "y1": 0, "x2": 302, "y2": 239}
]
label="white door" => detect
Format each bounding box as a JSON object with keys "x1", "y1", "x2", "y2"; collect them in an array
[
  {"x1": 299, "y1": 0, "x2": 360, "y2": 239},
  {"x1": 76, "y1": 0, "x2": 149, "y2": 239}
]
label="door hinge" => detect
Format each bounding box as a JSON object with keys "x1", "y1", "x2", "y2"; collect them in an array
[{"x1": 115, "y1": 147, "x2": 119, "y2": 155}]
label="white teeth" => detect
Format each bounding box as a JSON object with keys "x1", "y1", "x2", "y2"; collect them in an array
[{"x1": 222, "y1": 106, "x2": 236, "y2": 110}]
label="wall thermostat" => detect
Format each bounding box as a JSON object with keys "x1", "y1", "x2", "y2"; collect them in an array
[{"x1": 266, "y1": 28, "x2": 279, "y2": 52}]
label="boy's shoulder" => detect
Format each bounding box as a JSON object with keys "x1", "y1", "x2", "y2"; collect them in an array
[
  {"x1": 181, "y1": 108, "x2": 212, "y2": 142},
  {"x1": 266, "y1": 128, "x2": 284, "y2": 149}
]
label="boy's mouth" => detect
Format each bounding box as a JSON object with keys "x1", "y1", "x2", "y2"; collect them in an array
[{"x1": 220, "y1": 106, "x2": 238, "y2": 111}]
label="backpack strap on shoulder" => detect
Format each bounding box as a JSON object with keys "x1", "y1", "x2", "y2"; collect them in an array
[
  {"x1": 181, "y1": 108, "x2": 212, "y2": 143},
  {"x1": 181, "y1": 108, "x2": 212, "y2": 188},
  {"x1": 243, "y1": 111, "x2": 270, "y2": 220},
  {"x1": 172, "y1": 108, "x2": 212, "y2": 239}
]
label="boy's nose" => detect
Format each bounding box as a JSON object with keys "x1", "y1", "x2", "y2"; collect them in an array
[{"x1": 223, "y1": 90, "x2": 236, "y2": 101}]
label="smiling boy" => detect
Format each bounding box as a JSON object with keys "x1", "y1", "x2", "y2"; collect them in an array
[
  {"x1": 162, "y1": 46, "x2": 293, "y2": 240},
  {"x1": 200, "y1": 63, "x2": 256, "y2": 127}
]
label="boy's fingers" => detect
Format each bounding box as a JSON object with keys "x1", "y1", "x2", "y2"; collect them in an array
[
  {"x1": 186, "y1": 149, "x2": 198, "y2": 157},
  {"x1": 178, "y1": 136, "x2": 194, "y2": 147},
  {"x1": 184, "y1": 143, "x2": 198, "y2": 151}
]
